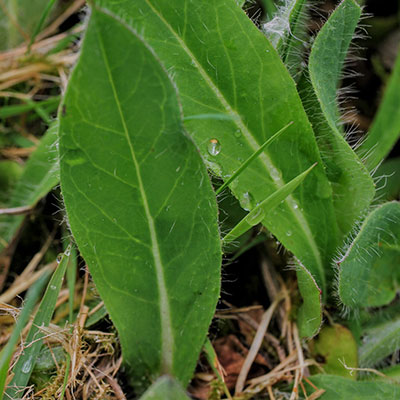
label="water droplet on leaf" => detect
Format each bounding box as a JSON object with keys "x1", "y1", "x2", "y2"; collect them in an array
[
  {"x1": 207, "y1": 139, "x2": 221, "y2": 156},
  {"x1": 240, "y1": 192, "x2": 255, "y2": 211},
  {"x1": 286, "y1": 230, "x2": 292, "y2": 237}
]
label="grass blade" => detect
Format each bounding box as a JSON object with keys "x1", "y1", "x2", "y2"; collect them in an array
[
  {"x1": 0, "y1": 97, "x2": 60, "y2": 119},
  {"x1": 223, "y1": 163, "x2": 316, "y2": 245},
  {"x1": 216, "y1": 121, "x2": 293, "y2": 195},
  {"x1": 26, "y1": 0, "x2": 58, "y2": 53},
  {"x1": 0, "y1": 270, "x2": 50, "y2": 399},
  {"x1": 5, "y1": 244, "x2": 71, "y2": 398}
]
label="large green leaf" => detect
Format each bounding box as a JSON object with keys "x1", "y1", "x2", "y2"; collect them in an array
[
  {"x1": 59, "y1": 9, "x2": 221, "y2": 389},
  {"x1": 0, "y1": 123, "x2": 59, "y2": 253},
  {"x1": 338, "y1": 202, "x2": 400, "y2": 309},
  {"x1": 358, "y1": 49, "x2": 400, "y2": 170},
  {"x1": 94, "y1": 0, "x2": 341, "y2": 336},
  {"x1": 305, "y1": 0, "x2": 375, "y2": 237},
  {"x1": 308, "y1": 375, "x2": 400, "y2": 399}
]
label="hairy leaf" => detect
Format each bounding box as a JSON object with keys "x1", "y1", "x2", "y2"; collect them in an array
[
  {"x1": 358, "y1": 49, "x2": 400, "y2": 170},
  {"x1": 308, "y1": 375, "x2": 400, "y2": 399},
  {"x1": 359, "y1": 305, "x2": 400, "y2": 367},
  {"x1": 305, "y1": 0, "x2": 375, "y2": 237},
  {"x1": 59, "y1": 9, "x2": 221, "y2": 389},
  {"x1": 94, "y1": 0, "x2": 341, "y2": 336},
  {"x1": 338, "y1": 202, "x2": 400, "y2": 308},
  {"x1": 296, "y1": 262, "x2": 322, "y2": 337}
]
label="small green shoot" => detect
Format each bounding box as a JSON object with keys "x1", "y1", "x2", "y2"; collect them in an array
[{"x1": 223, "y1": 163, "x2": 316, "y2": 245}]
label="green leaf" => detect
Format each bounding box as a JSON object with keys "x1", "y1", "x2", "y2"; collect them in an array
[
  {"x1": 305, "y1": 0, "x2": 375, "y2": 237},
  {"x1": 0, "y1": 123, "x2": 60, "y2": 252},
  {"x1": 5, "y1": 245, "x2": 71, "y2": 399},
  {"x1": 296, "y1": 261, "x2": 322, "y2": 338},
  {"x1": 308, "y1": 375, "x2": 400, "y2": 399},
  {"x1": 95, "y1": 0, "x2": 341, "y2": 336},
  {"x1": 309, "y1": 325, "x2": 358, "y2": 378},
  {"x1": 338, "y1": 202, "x2": 400, "y2": 309},
  {"x1": 358, "y1": 49, "x2": 400, "y2": 170},
  {"x1": 0, "y1": 270, "x2": 50, "y2": 399},
  {"x1": 59, "y1": 9, "x2": 221, "y2": 389},
  {"x1": 359, "y1": 307, "x2": 400, "y2": 367},
  {"x1": 223, "y1": 163, "x2": 316, "y2": 245},
  {"x1": 140, "y1": 376, "x2": 190, "y2": 400}
]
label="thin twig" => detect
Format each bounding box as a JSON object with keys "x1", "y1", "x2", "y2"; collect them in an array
[{"x1": 235, "y1": 295, "x2": 283, "y2": 394}]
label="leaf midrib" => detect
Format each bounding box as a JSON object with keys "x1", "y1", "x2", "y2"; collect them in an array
[
  {"x1": 94, "y1": 16, "x2": 174, "y2": 374},
  {"x1": 100, "y1": 1, "x2": 325, "y2": 286}
]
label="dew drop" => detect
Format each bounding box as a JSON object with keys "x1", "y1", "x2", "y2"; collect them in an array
[
  {"x1": 286, "y1": 230, "x2": 292, "y2": 237},
  {"x1": 56, "y1": 254, "x2": 63, "y2": 263},
  {"x1": 247, "y1": 207, "x2": 265, "y2": 226},
  {"x1": 64, "y1": 245, "x2": 71, "y2": 257},
  {"x1": 50, "y1": 285, "x2": 57, "y2": 290},
  {"x1": 240, "y1": 192, "x2": 255, "y2": 211},
  {"x1": 234, "y1": 129, "x2": 241, "y2": 138},
  {"x1": 207, "y1": 138, "x2": 221, "y2": 156},
  {"x1": 22, "y1": 357, "x2": 33, "y2": 374},
  {"x1": 293, "y1": 204, "x2": 299, "y2": 210}
]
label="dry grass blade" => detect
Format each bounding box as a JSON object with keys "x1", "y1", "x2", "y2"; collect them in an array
[{"x1": 235, "y1": 295, "x2": 284, "y2": 394}]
